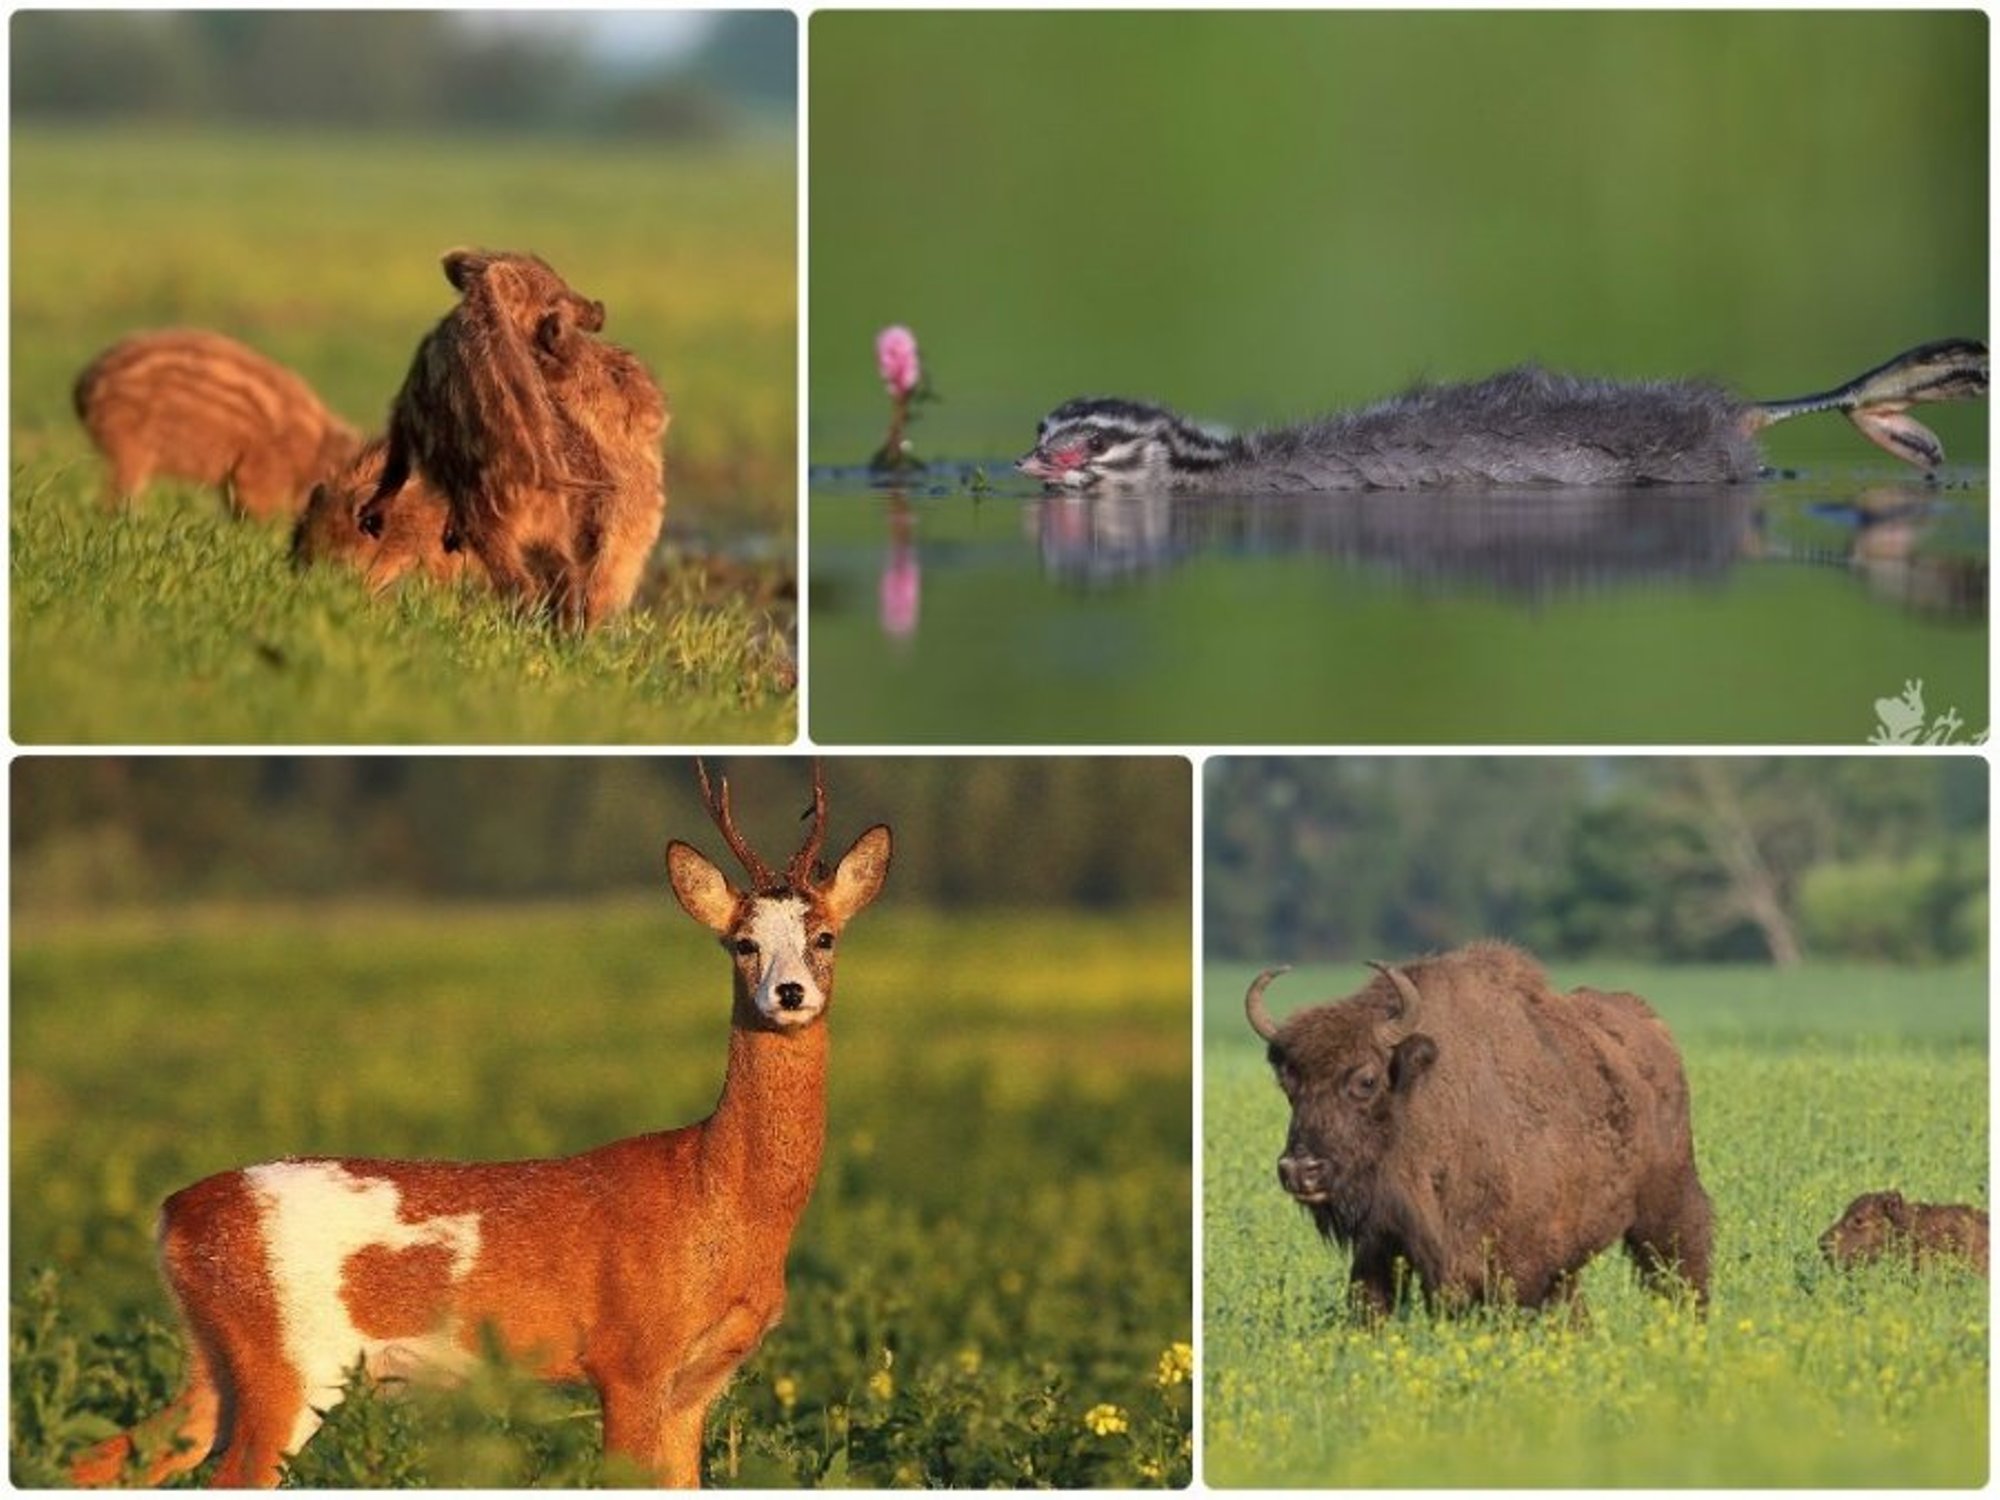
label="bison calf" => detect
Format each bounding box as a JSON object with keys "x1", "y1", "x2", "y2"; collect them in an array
[
  {"x1": 74, "y1": 330, "x2": 359, "y2": 519},
  {"x1": 291, "y1": 438, "x2": 484, "y2": 593},
  {"x1": 1248, "y1": 942, "x2": 1712, "y2": 1314},
  {"x1": 1820, "y1": 1191, "x2": 1988, "y2": 1276},
  {"x1": 369, "y1": 248, "x2": 667, "y2": 629}
]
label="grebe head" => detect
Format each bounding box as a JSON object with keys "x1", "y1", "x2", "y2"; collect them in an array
[{"x1": 1018, "y1": 397, "x2": 1235, "y2": 493}]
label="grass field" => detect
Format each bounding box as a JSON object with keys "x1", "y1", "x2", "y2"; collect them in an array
[
  {"x1": 10, "y1": 902, "x2": 1192, "y2": 1487},
  {"x1": 1203, "y1": 960, "x2": 1988, "y2": 1487},
  {"x1": 12, "y1": 128, "x2": 796, "y2": 743}
]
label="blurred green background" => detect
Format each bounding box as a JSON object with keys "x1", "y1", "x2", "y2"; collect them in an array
[
  {"x1": 1202, "y1": 754, "x2": 1986, "y2": 1485},
  {"x1": 809, "y1": 11, "x2": 1986, "y2": 747},
  {"x1": 11, "y1": 757, "x2": 1193, "y2": 1487},
  {"x1": 1206, "y1": 756, "x2": 1988, "y2": 966},
  {"x1": 11, "y1": 12, "x2": 799, "y2": 745},
  {"x1": 811, "y1": 11, "x2": 1986, "y2": 463}
]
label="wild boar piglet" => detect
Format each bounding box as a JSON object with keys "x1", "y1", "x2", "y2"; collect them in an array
[
  {"x1": 74, "y1": 329, "x2": 359, "y2": 519},
  {"x1": 292, "y1": 437, "x2": 484, "y2": 593}
]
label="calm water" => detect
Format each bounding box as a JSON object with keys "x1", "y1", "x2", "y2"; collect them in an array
[{"x1": 809, "y1": 466, "x2": 1987, "y2": 745}]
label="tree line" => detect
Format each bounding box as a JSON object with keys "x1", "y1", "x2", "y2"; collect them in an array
[
  {"x1": 1207, "y1": 758, "x2": 1986, "y2": 965},
  {"x1": 11, "y1": 758, "x2": 1189, "y2": 914},
  {"x1": 11, "y1": 12, "x2": 794, "y2": 138}
]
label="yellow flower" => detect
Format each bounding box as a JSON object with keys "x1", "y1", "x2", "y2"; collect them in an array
[
  {"x1": 1137, "y1": 1459, "x2": 1164, "y2": 1481},
  {"x1": 1154, "y1": 1341, "x2": 1194, "y2": 1388},
  {"x1": 1082, "y1": 1403, "x2": 1129, "y2": 1437},
  {"x1": 867, "y1": 1370, "x2": 895, "y2": 1402},
  {"x1": 773, "y1": 1376, "x2": 798, "y2": 1412},
  {"x1": 956, "y1": 1346, "x2": 983, "y2": 1376}
]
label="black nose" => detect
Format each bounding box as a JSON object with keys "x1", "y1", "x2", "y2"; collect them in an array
[
  {"x1": 776, "y1": 982, "x2": 806, "y2": 1011},
  {"x1": 1278, "y1": 1155, "x2": 1328, "y2": 1199}
]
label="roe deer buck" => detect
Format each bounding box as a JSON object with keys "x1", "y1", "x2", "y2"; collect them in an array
[{"x1": 70, "y1": 761, "x2": 892, "y2": 1488}]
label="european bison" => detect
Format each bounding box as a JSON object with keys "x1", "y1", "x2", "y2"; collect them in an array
[
  {"x1": 74, "y1": 330, "x2": 360, "y2": 518},
  {"x1": 368, "y1": 248, "x2": 666, "y2": 628},
  {"x1": 1247, "y1": 942, "x2": 1712, "y2": 1314},
  {"x1": 1819, "y1": 1191, "x2": 1988, "y2": 1276}
]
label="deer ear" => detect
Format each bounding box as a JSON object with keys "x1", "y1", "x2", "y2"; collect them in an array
[
  {"x1": 667, "y1": 841, "x2": 740, "y2": 934},
  {"x1": 441, "y1": 248, "x2": 491, "y2": 290},
  {"x1": 825, "y1": 825, "x2": 892, "y2": 924}
]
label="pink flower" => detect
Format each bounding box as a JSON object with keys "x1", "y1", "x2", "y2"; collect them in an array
[{"x1": 875, "y1": 325, "x2": 921, "y2": 399}]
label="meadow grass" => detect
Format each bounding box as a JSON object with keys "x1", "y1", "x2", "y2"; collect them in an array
[
  {"x1": 1202, "y1": 960, "x2": 1989, "y2": 1487},
  {"x1": 12, "y1": 128, "x2": 796, "y2": 744},
  {"x1": 10, "y1": 903, "x2": 1192, "y2": 1487}
]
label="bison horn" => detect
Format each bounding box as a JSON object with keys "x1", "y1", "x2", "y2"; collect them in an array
[
  {"x1": 1367, "y1": 960, "x2": 1425, "y2": 1038},
  {"x1": 1244, "y1": 966, "x2": 1291, "y2": 1042}
]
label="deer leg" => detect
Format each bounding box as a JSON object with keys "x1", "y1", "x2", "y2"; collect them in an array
[
  {"x1": 652, "y1": 1336, "x2": 765, "y2": 1489},
  {"x1": 70, "y1": 1342, "x2": 221, "y2": 1486},
  {"x1": 598, "y1": 1373, "x2": 682, "y2": 1486},
  {"x1": 198, "y1": 1342, "x2": 319, "y2": 1488}
]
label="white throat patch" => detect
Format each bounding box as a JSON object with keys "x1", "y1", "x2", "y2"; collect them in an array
[{"x1": 746, "y1": 895, "x2": 823, "y2": 1026}]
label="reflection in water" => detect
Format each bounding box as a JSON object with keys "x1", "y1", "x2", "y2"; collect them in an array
[
  {"x1": 1021, "y1": 484, "x2": 1985, "y2": 619},
  {"x1": 879, "y1": 491, "x2": 920, "y2": 640},
  {"x1": 1798, "y1": 488, "x2": 1988, "y2": 620}
]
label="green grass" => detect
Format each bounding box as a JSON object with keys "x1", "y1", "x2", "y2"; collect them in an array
[
  {"x1": 10, "y1": 903, "x2": 1192, "y2": 1486},
  {"x1": 1202, "y1": 960, "x2": 1989, "y2": 1486},
  {"x1": 12, "y1": 128, "x2": 796, "y2": 743}
]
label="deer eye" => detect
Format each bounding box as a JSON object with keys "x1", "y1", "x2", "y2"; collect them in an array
[
  {"x1": 732, "y1": 938, "x2": 760, "y2": 957},
  {"x1": 358, "y1": 507, "x2": 385, "y2": 539},
  {"x1": 814, "y1": 932, "x2": 835, "y2": 950}
]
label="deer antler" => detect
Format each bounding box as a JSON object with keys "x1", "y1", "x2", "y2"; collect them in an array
[
  {"x1": 695, "y1": 758, "x2": 778, "y2": 891},
  {"x1": 787, "y1": 759, "x2": 830, "y2": 887}
]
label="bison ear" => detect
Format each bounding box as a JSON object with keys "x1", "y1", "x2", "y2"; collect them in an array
[{"x1": 1390, "y1": 1033, "x2": 1438, "y2": 1092}]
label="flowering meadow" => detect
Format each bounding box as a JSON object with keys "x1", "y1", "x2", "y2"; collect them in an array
[
  {"x1": 1204, "y1": 960, "x2": 1988, "y2": 1486},
  {"x1": 11, "y1": 902, "x2": 1191, "y2": 1486}
]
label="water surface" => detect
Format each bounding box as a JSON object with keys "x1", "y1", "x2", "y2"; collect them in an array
[{"x1": 809, "y1": 467, "x2": 1986, "y2": 744}]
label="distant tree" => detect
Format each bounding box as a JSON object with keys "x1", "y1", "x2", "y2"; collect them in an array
[
  {"x1": 688, "y1": 12, "x2": 796, "y2": 115},
  {"x1": 11, "y1": 13, "x2": 210, "y2": 120}
]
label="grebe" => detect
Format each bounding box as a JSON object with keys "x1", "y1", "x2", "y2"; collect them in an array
[{"x1": 1019, "y1": 339, "x2": 1987, "y2": 494}]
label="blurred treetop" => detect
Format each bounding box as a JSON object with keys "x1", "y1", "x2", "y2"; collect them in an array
[
  {"x1": 1207, "y1": 758, "x2": 1986, "y2": 966},
  {"x1": 11, "y1": 11, "x2": 795, "y2": 138},
  {"x1": 12, "y1": 758, "x2": 1188, "y2": 915}
]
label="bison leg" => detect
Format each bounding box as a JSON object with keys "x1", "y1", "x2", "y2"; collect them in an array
[
  {"x1": 1345, "y1": 1245, "x2": 1409, "y2": 1320},
  {"x1": 1625, "y1": 1178, "x2": 1713, "y2": 1306}
]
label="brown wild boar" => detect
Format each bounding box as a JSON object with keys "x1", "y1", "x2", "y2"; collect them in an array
[
  {"x1": 74, "y1": 330, "x2": 360, "y2": 519},
  {"x1": 549, "y1": 337, "x2": 669, "y2": 625},
  {"x1": 369, "y1": 248, "x2": 666, "y2": 628},
  {"x1": 1819, "y1": 1191, "x2": 1988, "y2": 1276},
  {"x1": 1247, "y1": 942, "x2": 1712, "y2": 1315},
  {"x1": 291, "y1": 437, "x2": 485, "y2": 593}
]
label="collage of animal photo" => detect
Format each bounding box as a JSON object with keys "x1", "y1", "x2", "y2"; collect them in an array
[{"x1": 5, "y1": 5, "x2": 1991, "y2": 1496}]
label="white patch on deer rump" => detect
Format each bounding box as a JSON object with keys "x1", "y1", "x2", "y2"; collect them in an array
[{"x1": 243, "y1": 1161, "x2": 483, "y2": 1410}]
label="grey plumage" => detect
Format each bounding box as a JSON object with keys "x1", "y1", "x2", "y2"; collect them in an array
[{"x1": 1235, "y1": 367, "x2": 1757, "y2": 490}]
